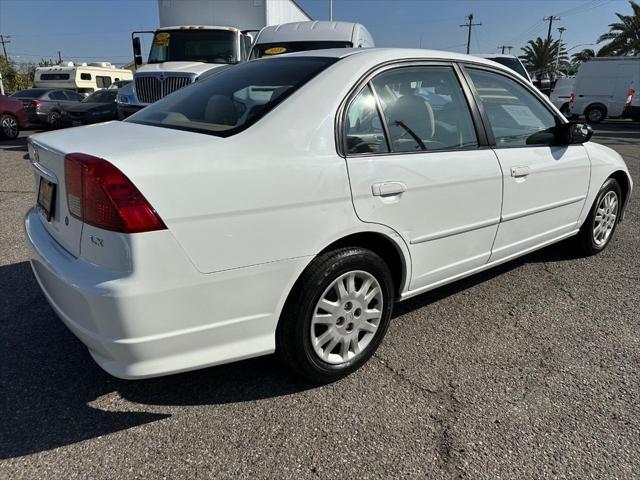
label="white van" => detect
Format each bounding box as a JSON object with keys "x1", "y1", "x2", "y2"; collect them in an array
[
  {"x1": 34, "y1": 63, "x2": 133, "y2": 95},
  {"x1": 249, "y1": 21, "x2": 374, "y2": 59},
  {"x1": 549, "y1": 77, "x2": 575, "y2": 115},
  {"x1": 569, "y1": 56, "x2": 640, "y2": 122}
]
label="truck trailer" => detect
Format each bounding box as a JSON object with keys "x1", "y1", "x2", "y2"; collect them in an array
[{"x1": 118, "y1": 0, "x2": 311, "y2": 116}]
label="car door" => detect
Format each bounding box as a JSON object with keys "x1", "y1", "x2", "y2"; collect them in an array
[
  {"x1": 343, "y1": 63, "x2": 503, "y2": 293},
  {"x1": 463, "y1": 66, "x2": 591, "y2": 262}
]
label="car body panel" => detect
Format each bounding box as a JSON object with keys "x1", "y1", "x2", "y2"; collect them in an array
[
  {"x1": 24, "y1": 48, "x2": 632, "y2": 378},
  {"x1": 0, "y1": 94, "x2": 28, "y2": 127}
]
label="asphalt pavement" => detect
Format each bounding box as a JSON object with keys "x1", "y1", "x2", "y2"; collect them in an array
[{"x1": 1, "y1": 122, "x2": 638, "y2": 479}]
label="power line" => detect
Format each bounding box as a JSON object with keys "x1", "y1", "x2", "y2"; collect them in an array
[{"x1": 460, "y1": 13, "x2": 481, "y2": 55}]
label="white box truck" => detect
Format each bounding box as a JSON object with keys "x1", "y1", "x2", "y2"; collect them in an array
[
  {"x1": 118, "y1": 0, "x2": 310, "y2": 116},
  {"x1": 569, "y1": 56, "x2": 640, "y2": 123}
]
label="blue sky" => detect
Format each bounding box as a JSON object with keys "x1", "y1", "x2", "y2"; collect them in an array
[{"x1": 0, "y1": 0, "x2": 631, "y2": 65}]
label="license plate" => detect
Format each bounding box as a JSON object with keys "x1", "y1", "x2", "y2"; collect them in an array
[{"x1": 37, "y1": 177, "x2": 56, "y2": 222}]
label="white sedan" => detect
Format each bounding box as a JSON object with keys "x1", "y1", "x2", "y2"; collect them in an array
[{"x1": 25, "y1": 49, "x2": 632, "y2": 383}]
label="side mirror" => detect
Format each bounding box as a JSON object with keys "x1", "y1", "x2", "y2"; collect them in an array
[
  {"x1": 568, "y1": 122, "x2": 593, "y2": 144},
  {"x1": 132, "y1": 37, "x2": 143, "y2": 66}
]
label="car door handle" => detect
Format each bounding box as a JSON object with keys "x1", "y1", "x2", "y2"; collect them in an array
[
  {"x1": 372, "y1": 182, "x2": 407, "y2": 196},
  {"x1": 511, "y1": 166, "x2": 531, "y2": 178}
]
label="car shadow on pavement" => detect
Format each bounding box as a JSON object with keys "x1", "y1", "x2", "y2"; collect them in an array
[{"x1": 0, "y1": 239, "x2": 582, "y2": 459}]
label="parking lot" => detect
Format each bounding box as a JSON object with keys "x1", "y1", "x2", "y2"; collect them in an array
[{"x1": 0, "y1": 122, "x2": 638, "y2": 479}]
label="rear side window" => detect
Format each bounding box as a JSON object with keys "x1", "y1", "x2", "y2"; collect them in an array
[
  {"x1": 466, "y1": 68, "x2": 557, "y2": 147},
  {"x1": 129, "y1": 57, "x2": 338, "y2": 137},
  {"x1": 49, "y1": 91, "x2": 66, "y2": 100}
]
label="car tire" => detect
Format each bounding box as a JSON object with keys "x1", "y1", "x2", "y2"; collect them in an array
[
  {"x1": 276, "y1": 247, "x2": 394, "y2": 384},
  {"x1": 585, "y1": 105, "x2": 606, "y2": 124},
  {"x1": 576, "y1": 178, "x2": 622, "y2": 255},
  {"x1": 0, "y1": 113, "x2": 20, "y2": 139},
  {"x1": 47, "y1": 111, "x2": 61, "y2": 129}
]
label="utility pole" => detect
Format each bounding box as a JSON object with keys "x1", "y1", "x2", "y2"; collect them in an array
[
  {"x1": 0, "y1": 34, "x2": 11, "y2": 61},
  {"x1": 460, "y1": 13, "x2": 482, "y2": 54},
  {"x1": 554, "y1": 27, "x2": 566, "y2": 77},
  {"x1": 58, "y1": 50, "x2": 62, "y2": 64},
  {"x1": 329, "y1": 0, "x2": 332, "y2": 21},
  {"x1": 543, "y1": 15, "x2": 561, "y2": 41},
  {"x1": 497, "y1": 45, "x2": 513, "y2": 54}
]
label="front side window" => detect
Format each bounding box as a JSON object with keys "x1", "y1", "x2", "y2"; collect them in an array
[
  {"x1": 370, "y1": 66, "x2": 478, "y2": 152},
  {"x1": 345, "y1": 85, "x2": 388, "y2": 154},
  {"x1": 148, "y1": 30, "x2": 238, "y2": 65},
  {"x1": 466, "y1": 68, "x2": 557, "y2": 147},
  {"x1": 128, "y1": 57, "x2": 337, "y2": 137}
]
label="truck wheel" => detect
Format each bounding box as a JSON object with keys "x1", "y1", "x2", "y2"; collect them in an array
[{"x1": 585, "y1": 105, "x2": 606, "y2": 124}]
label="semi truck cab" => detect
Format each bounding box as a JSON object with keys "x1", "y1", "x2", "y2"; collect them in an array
[{"x1": 118, "y1": 26, "x2": 253, "y2": 116}]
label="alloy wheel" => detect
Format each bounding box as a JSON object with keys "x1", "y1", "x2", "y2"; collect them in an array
[
  {"x1": 593, "y1": 190, "x2": 618, "y2": 246},
  {"x1": 1, "y1": 116, "x2": 18, "y2": 138},
  {"x1": 310, "y1": 270, "x2": 383, "y2": 365}
]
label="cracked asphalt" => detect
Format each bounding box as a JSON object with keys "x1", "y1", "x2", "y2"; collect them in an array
[{"x1": 1, "y1": 122, "x2": 639, "y2": 479}]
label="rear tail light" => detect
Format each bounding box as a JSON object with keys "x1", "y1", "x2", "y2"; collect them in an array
[
  {"x1": 29, "y1": 100, "x2": 42, "y2": 108},
  {"x1": 64, "y1": 153, "x2": 166, "y2": 233}
]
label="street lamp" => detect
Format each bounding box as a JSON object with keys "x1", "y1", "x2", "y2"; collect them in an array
[{"x1": 554, "y1": 27, "x2": 567, "y2": 76}]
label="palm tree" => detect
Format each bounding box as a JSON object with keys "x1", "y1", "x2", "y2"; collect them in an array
[
  {"x1": 597, "y1": 0, "x2": 640, "y2": 56},
  {"x1": 571, "y1": 48, "x2": 595, "y2": 63},
  {"x1": 519, "y1": 37, "x2": 568, "y2": 80}
]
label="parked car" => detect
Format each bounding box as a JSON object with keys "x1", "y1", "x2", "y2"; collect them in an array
[
  {"x1": 10, "y1": 88, "x2": 84, "y2": 128},
  {"x1": 250, "y1": 21, "x2": 374, "y2": 59},
  {"x1": 60, "y1": 89, "x2": 118, "y2": 127},
  {"x1": 550, "y1": 77, "x2": 575, "y2": 115},
  {"x1": 570, "y1": 56, "x2": 640, "y2": 123},
  {"x1": 0, "y1": 94, "x2": 28, "y2": 139},
  {"x1": 25, "y1": 49, "x2": 632, "y2": 383}
]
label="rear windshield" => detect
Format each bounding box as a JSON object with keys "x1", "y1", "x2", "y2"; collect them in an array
[
  {"x1": 11, "y1": 89, "x2": 48, "y2": 98},
  {"x1": 128, "y1": 56, "x2": 338, "y2": 137},
  {"x1": 488, "y1": 57, "x2": 529, "y2": 80},
  {"x1": 251, "y1": 41, "x2": 352, "y2": 59}
]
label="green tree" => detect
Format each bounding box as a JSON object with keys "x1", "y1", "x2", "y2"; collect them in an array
[
  {"x1": 571, "y1": 48, "x2": 596, "y2": 63},
  {"x1": 519, "y1": 37, "x2": 568, "y2": 80},
  {"x1": 597, "y1": 0, "x2": 640, "y2": 56}
]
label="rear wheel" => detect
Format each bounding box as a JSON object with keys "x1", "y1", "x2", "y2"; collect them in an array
[
  {"x1": 277, "y1": 247, "x2": 394, "y2": 383},
  {"x1": 0, "y1": 114, "x2": 19, "y2": 139},
  {"x1": 576, "y1": 178, "x2": 621, "y2": 255},
  {"x1": 585, "y1": 105, "x2": 606, "y2": 123}
]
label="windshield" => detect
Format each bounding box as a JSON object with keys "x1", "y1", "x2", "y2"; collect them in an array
[
  {"x1": 148, "y1": 29, "x2": 238, "y2": 64},
  {"x1": 488, "y1": 57, "x2": 529, "y2": 80},
  {"x1": 11, "y1": 89, "x2": 47, "y2": 98},
  {"x1": 128, "y1": 57, "x2": 337, "y2": 137},
  {"x1": 251, "y1": 41, "x2": 352, "y2": 59}
]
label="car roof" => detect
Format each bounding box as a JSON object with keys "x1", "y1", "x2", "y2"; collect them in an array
[
  {"x1": 475, "y1": 53, "x2": 520, "y2": 60},
  {"x1": 256, "y1": 21, "x2": 361, "y2": 44},
  {"x1": 281, "y1": 47, "x2": 518, "y2": 73}
]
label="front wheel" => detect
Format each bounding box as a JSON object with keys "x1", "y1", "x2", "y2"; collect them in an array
[
  {"x1": 47, "y1": 111, "x2": 61, "y2": 129},
  {"x1": 277, "y1": 247, "x2": 394, "y2": 383},
  {"x1": 585, "y1": 105, "x2": 606, "y2": 124},
  {"x1": 0, "y1": 114, "x2": 19, "y2": 139},
  {"x1": 576, "y1": 178, "x2": 622, "y2": 255}
]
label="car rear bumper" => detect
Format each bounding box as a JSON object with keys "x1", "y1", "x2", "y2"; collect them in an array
[{"x1": 25, "y1": 208, "x2": 307, "y2": 379}]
